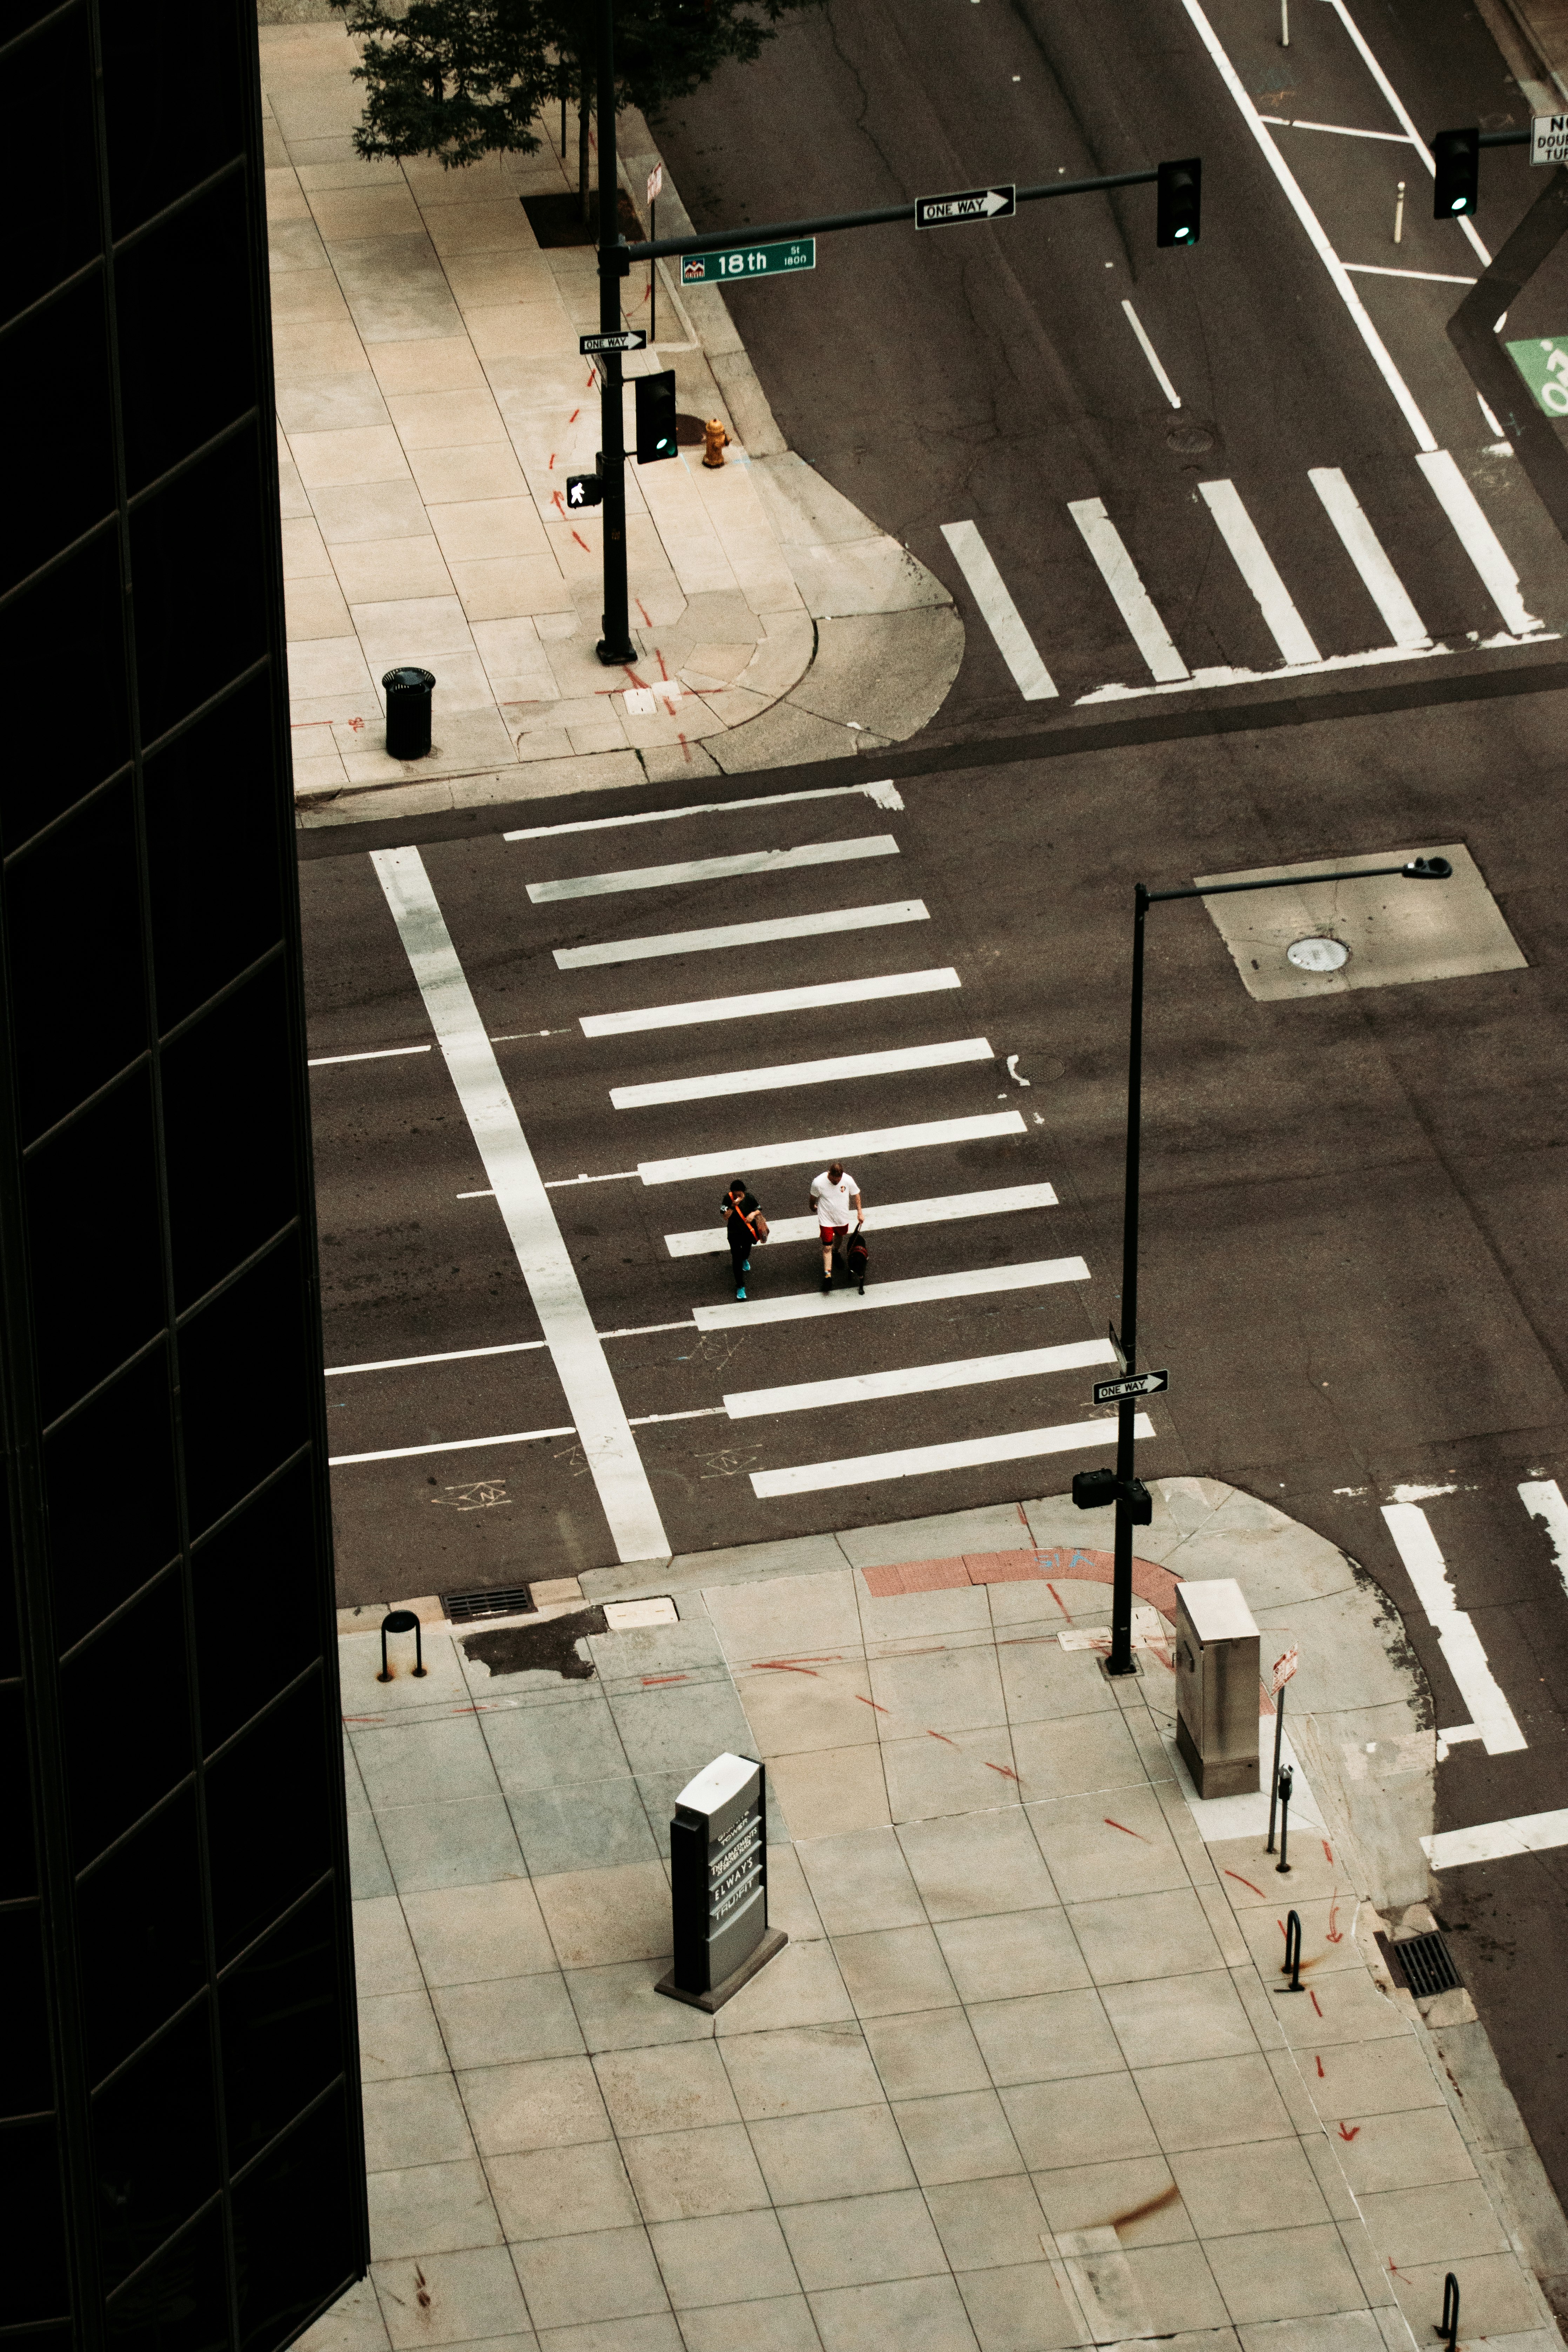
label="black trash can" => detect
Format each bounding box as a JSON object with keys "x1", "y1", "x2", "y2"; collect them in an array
[{"x1": 383, "y1": 666, "x2": 435, "y2": 759}]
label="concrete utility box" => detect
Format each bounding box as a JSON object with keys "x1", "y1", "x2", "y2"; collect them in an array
[
  {"x1": 656, "y1": 1752, "x2": 787, "y2": 2011},
  {"x1": 1174, "y1": 1579, "x2": 1260, "y2": 1799}
]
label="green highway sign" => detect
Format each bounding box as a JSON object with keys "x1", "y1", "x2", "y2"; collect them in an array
[
  {"x1": 1506, "y1": 334, "x2": 1568, "y2": 414},
  {"x1": 681, "y1": 237, "x2": 816, "y2": 285}
]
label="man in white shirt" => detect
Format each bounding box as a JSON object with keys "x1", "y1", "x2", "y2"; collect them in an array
[{"x1": 809, "y1": 1160, "x2": 863, "y2": 1292}]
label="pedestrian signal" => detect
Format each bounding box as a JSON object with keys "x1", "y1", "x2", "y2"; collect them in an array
[
  {"x1": 1072, "y1": 1469, "x2": 1118, "y2": 1510},
  {"x1": 566, "y1": 474, "x2": 603, "y2": 509},
  {"x1": 1156, "y1": 157, "x2": 1201, "y2": 248},
  {"x1": 635, "y1": 369, "x2": 679, "y2": 463},
  {"x1": 1432, "y1": 128, "x2": 1479, "y2": 217}
]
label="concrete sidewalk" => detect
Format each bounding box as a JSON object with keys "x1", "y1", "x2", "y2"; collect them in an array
[
  {"x1": 257, "y1": 22, "x2": 961, "y2": 830},
  {"x1": 313, "y1": 1477, "x2": 1566, "y2": 2352}
]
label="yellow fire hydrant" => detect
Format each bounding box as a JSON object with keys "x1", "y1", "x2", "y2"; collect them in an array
[{"x1": 702, "y1": 417, "x2": 729, "y2": 469}]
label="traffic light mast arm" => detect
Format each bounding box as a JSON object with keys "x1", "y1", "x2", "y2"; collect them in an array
[{"x1": 618, "y1": 166, "x2": 1162, "y2": 265}]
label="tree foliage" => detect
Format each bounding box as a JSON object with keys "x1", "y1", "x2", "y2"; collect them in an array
[{"x1": 330, "y1": 0, "x2": 822, "y2": 174}]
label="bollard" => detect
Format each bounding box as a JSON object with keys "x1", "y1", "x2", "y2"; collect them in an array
[
  {"x1": 378, "y1": 1608, "x2": 427, "y2": 1683},
  {"x1": 1439, "y1": 2271, "x2": 1459, "y2": 2351},
  {"x1": 702, "y1": 418, "x2": 729, "y2": 469},
  {"x1": 1275, "y1": 1763, "x2": 1293, "y2": 1874},
  {"x1": 1282, "y1": 1908, "x2": 1305, "y2": 1992},
  {"x1": 383, "y1": 666, "x2": 436, "y2": 760},
  {"x1": 1394, "y1": 180, "x2": 1406, "y2": 245}
]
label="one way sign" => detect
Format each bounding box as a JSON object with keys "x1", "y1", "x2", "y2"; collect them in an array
[
  {"x1": 916, "y1": 183, "x2": 1016, "y2": 229},
  {"x1": 1092, "y1": 1368, "x2": 1170, "y2": 1405}
]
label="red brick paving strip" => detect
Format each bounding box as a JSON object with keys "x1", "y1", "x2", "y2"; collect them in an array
[{"x1": 858, "y1": 1545, "x2": 1182, "y2": 1619}]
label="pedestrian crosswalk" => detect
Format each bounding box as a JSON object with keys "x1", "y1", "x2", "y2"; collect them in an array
[
  {"x1": 498, "y1": 790, "x2": 1151, "y2": 1513},
  {"x1": 947, "y1": 451, "x2": 1550, "y2": 709}
]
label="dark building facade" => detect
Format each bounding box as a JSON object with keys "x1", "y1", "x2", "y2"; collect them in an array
[{"x1": 2, "y1": 4, "x2": 368, "y2": 2349}]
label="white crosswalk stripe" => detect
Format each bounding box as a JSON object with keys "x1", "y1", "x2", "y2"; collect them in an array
[
  {"x1": 555, "y1": 900, "x2": 930, "y2": 969},
  {"x1": 1308, "y1": 467, "x2": 1430, "y2": 648},
  {"x1": 528, "y1": 836, "x2": 899, "y2": 903},
  {"x1": 582, "y1": 968, "x2": 960, "y2": 1037},
  {"x1": 1200, "y1": 479, "x2": 1322, "y2": 664},
  {"x1": 692, "y1": 1258, "x2": 1091, "y2": 1329},
  {"x1": 663, "y1": 1183, "x2": 1060, "y2": 1257},
  {"x1": 751, "y1": 1415, "x2": 1154, "y2": 1498},
  {"x1": 637, "y1": 1111, "x2": 1026, "y2": 1185},
  {"x1": 612, "y1": 1037, "x2": 994, "y2": 1110},
  {"x1": 1069, "y1": 498, "x2": 1190, "y2": 682},
  {"x1": 940, "y1": 520, "x2": 1058, "y2": 699},
  {"x1": 1416, "y1": 450, "x2": 1538, "y2": 637},
  {"x1": 724, "y1": 1338, "x2": 1116, "y2": 1418},
  {"x1": 1381, "y1": 1502, "x2": 1526, "y2": 1755}
]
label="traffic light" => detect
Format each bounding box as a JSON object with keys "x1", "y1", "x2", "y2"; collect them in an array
[
  {"x1": 565, "y1": 474, "x2": 603, "y2": 510},
  {"x1": 1072, "y1": 1469, "x2": 1118, "y2": 1510},
  {"x1": 1156, "y1": 157, "x2": 1201, "y2": 248},
  {"x1": 1433, "y1": 128, "x2": 1479, "y2": 217},
  {"x1": 635, "y1": 369, "x2": 679, "y2": 463}
]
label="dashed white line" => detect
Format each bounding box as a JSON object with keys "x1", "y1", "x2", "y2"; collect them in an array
[
  {"x1": 581, "y1": 968, "x2": 961, "y2": 1037},
  {"x1": 611, "y1": 1036, "x2": 994, "y2": 1110},
  {"x1": 940, "y1": 521, "x2": 1058, "y2": 699},
  {"x1": 331, "y1": 1422, "x2": 575, "y2": 1466},
  {"x1": 309, "y1": 1044, "x2": 432, "y2": 1067},
  {"x1": 1120, "y1": 301, "x2": 1183, "y2": 409},
  {"x1": 326, "y1": 1338, "x2": 548, "y2": 1377},
  {"x1": 1343, "y1": 264, "x2": 1476, "y2": 286}
]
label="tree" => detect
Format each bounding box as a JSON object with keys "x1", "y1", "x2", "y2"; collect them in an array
[{"x1": 330, "y1": 0, "x2": 821, "y2": 223}]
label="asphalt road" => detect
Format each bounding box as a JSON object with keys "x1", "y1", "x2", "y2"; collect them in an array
[
  {"x1": 301, "y1": 0, "x2": 1568, "y2": 2264},
  {"x1": 658, "y1": 0, "x2": 1568, "y2": 726}
]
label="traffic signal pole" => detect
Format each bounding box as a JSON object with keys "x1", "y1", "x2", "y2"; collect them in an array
[
  {"x1": 1099, "y1": 859, "x2": 1452, "y2": 1676},
  {"x1": 595, "y1": 0, "x2": 635, "y2": 666}
]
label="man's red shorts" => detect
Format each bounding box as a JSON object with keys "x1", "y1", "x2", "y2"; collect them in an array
[{"x1": 819, "y1": 1225, "x2": 847, "y2": 1246}]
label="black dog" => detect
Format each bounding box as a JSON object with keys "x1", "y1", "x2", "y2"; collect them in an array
[{"x1": 845, "y1": 1225, "x2": 869, "y2": 1295}]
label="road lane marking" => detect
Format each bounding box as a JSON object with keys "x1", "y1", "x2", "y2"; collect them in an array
[
  {"x1": 1068, "y1": 498, "x2": 1190, "y2": 682},
  {"x1": 327, "y1": 1338, "x2": 548, "y2": 1376},
  {"x1": 556, "y1": 900, "x2": 931, "y2": 969},
  {"x1": 750, "y1": 1413, "x2": 1153, "y2": 1497},
  {"x1": 1272, "y1": 118, "x2": 1414, "y2": 142},
  {"x1": 940, "y1": 521, "x2": 1058, "y2": 699},
  {"x1": 1424, "y1": 1809, "x2": 1568, "y2": 1869},
  {"x1": 1320, "y1": 0, "x2": 1491, "y2": 268},
  {"x1": 638, "y1": 1110, "x2": 1027, "y2": 1185},
  {"x1": 371, "y1": 845, "x2": 669, "y2": 1565},
  {"x1": 1416, "y1": 451, "x2": 1539, "y2": 637},
  {"x1": 309, "y1": 1044, "x2": 432, "y2": 1067},
  {"x1": 692, "y1": 1256, "x2": 1090, "y2": 1328},
  {"x1": 332, "y1": 1423, "x2": 575, "y2": 1466},
  {"x1": 663, "y1": 1181, "x2": 1059, "y2": 1257},
  {"x1": 1307, "y1": 467, "x2": 1429, "y2": 647},
  {"x1": 504, "y1": 779, "x2": 902, "y2": 840},
  {"x1": 582, "y1": 968, "x2": 961, "y2": 1037},
  {"x1": 1343, "y1": 264, "x2": 1476, "y2": 286},
  {"x1": 1120, "y1": 301, "x2": 1182, "y2": 409},
  {"x1": 611, "y1": 1036, "x2": 994, "y2": 1110},
  {"x1": 1381, "y1": 1502, "x2": 1525, "y2": 1755},
  {"x1": 528, "y1": 837, "x2": 898, "y2": 902},
  {"x1": 1198, "y1": 480, "x2": 1322, "y2": 665},
  {"x1": 1176, "y1": 0, "x2": 1438, "y2": 449},
  {"x1": 1520, "y1": 1480, "x2": 1568, "y2": 1599},
  {"x1": 725, "y1": 1338, "x2": 1116, "y2": 1417}
]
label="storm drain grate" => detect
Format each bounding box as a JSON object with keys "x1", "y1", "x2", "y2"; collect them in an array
[
  {"x1": 1390, "y1": 1930, "x2": 1463, "y2": 2000},
  {"x1": 443, "y1": 1584, "x2": 536, "y2": 1624}
]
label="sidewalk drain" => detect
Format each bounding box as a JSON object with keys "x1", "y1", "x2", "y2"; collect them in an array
[
  {"x1": 444, "y1": 1584, "x2": 536, "y2": 1623},
  {"x1": 1388, "y1": 1929, "x2": 1463, "y2": 1999}
]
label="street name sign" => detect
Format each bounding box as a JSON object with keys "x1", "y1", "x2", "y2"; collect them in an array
[
  {"x1": 1532, "y1": 113, "x2": 1568, "y2": 166},
  {"x1": 681, "y1": 238, "x2": 816, "y2": 284},
  {"x1": 916, "y1": 183, "x2": 1016, "y2": 228},
  {"x1": 1092, "y1": 1368, "x2": 1170, "y2": 1405},
  {"x1": 579, "y1": 329, "x2": 648, "y2": 354}
]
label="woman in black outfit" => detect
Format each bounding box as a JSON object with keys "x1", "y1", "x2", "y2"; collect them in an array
[{"x1": 721, "y1": 1179, "x2": 768, "y2": 1299}]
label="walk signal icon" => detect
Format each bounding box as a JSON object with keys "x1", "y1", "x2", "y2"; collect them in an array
[
  {"x1": 635, "y1": 369, "x2": 679, "y2": 464},
  {"x1": 566, "y1": 474, "x2": 603, "y2": 509},
  {"x1": 1433, "y1": 128, "x2": 1480, "y2": 216},
  {"x1": 1156, "y1": 158, "x2": 1201, "y2": 248}
]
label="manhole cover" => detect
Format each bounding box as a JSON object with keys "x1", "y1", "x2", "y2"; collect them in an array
[
  {"x1": 1168, "y1": 421, "x2": 1215, "y2": 456},
  {"x1": 1286, "y1": 936, "x2": 1349, "y2": 973}
]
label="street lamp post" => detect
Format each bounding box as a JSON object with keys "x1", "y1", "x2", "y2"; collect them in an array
[
  {"x1": 595, "y1": 0, "x2": 636, "y2": 667},
  {"x1": 1094, "y1": 855, "x2": 1453, "y2": 1677}
]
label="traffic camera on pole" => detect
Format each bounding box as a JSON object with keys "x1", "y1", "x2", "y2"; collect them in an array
[
  {"x1": 1432, "y1": 128, "x2": 1480, "y2": 216},
  {"x1": 635, "y1": 370, "x2": 679, "y2": 464},
  {"x1": 1156, "y1": 158, "x2": 1201, "y2": 247}
]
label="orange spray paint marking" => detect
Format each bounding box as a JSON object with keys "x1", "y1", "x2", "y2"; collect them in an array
[
  {"x1": 572, "y1": 530, "x2": 590, "y2": 551},
  {"x1": 641, "y1": 1673, "x2": 687, "y2": 1686},
  {"x1": 1225, "y1": 1871, "x2": 1266, "y2": 1898},
  {"x1": 753, "y1": 1662, "x2": 819, "y2": 1676},
  {"x1": 1322, "y1": 1839, "x2": 1334, "y2": 1864},
  {"x1": 548, "y1": 453, "x2": 555, "y2": 468},
  {"x1": 568, "y1": 407, "x2": 580, "y2": 423},
  {"x1": 636, "y1": 599, "x2": 652, "y2": 626},
  {"x1": 1326, "y1": 1898, "x2": 1343, "y2": 1944},
  {"x1": 853, "y1": 1694, "x2": 891, "y2": 1713},
  {"x1": 1309, "y1": 1990, "x2": 1323, "y2": 2016},
  {"x1": 1336, "y1": 2122, "x2": 1360, "y2": 2142},
  {"x1": 551, "y1": 490, "x2": 565, "y2": 516},
  {"x1": 927, "y1": 1729, "x2": 958, "y2": 1747},
  {"x1": 985, "y1": 1762, "x2": 1020, "y2": 1782},
  {"x1": 656, "y1": 648, "x2": 669, "y2": 679},
  {"x1": 621, "y1": 664, "x2": 648, "y2": 690},
  {"x1": 678, "y1": 731, "x2": 691, "y2": 762},
  {"x1": 1315, "y1": 2055, "x2": 1325, "y2": 2077},
  {"x1": 1104, "y1": 1817, "x2": 1149, "y2": 1842},
  {"x1": 1045, "y1": 1581, "x2": 1072, "y2": 1621},
  {"x1": 586, "y1": 368, "x2": 596, "y2": 388}
]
